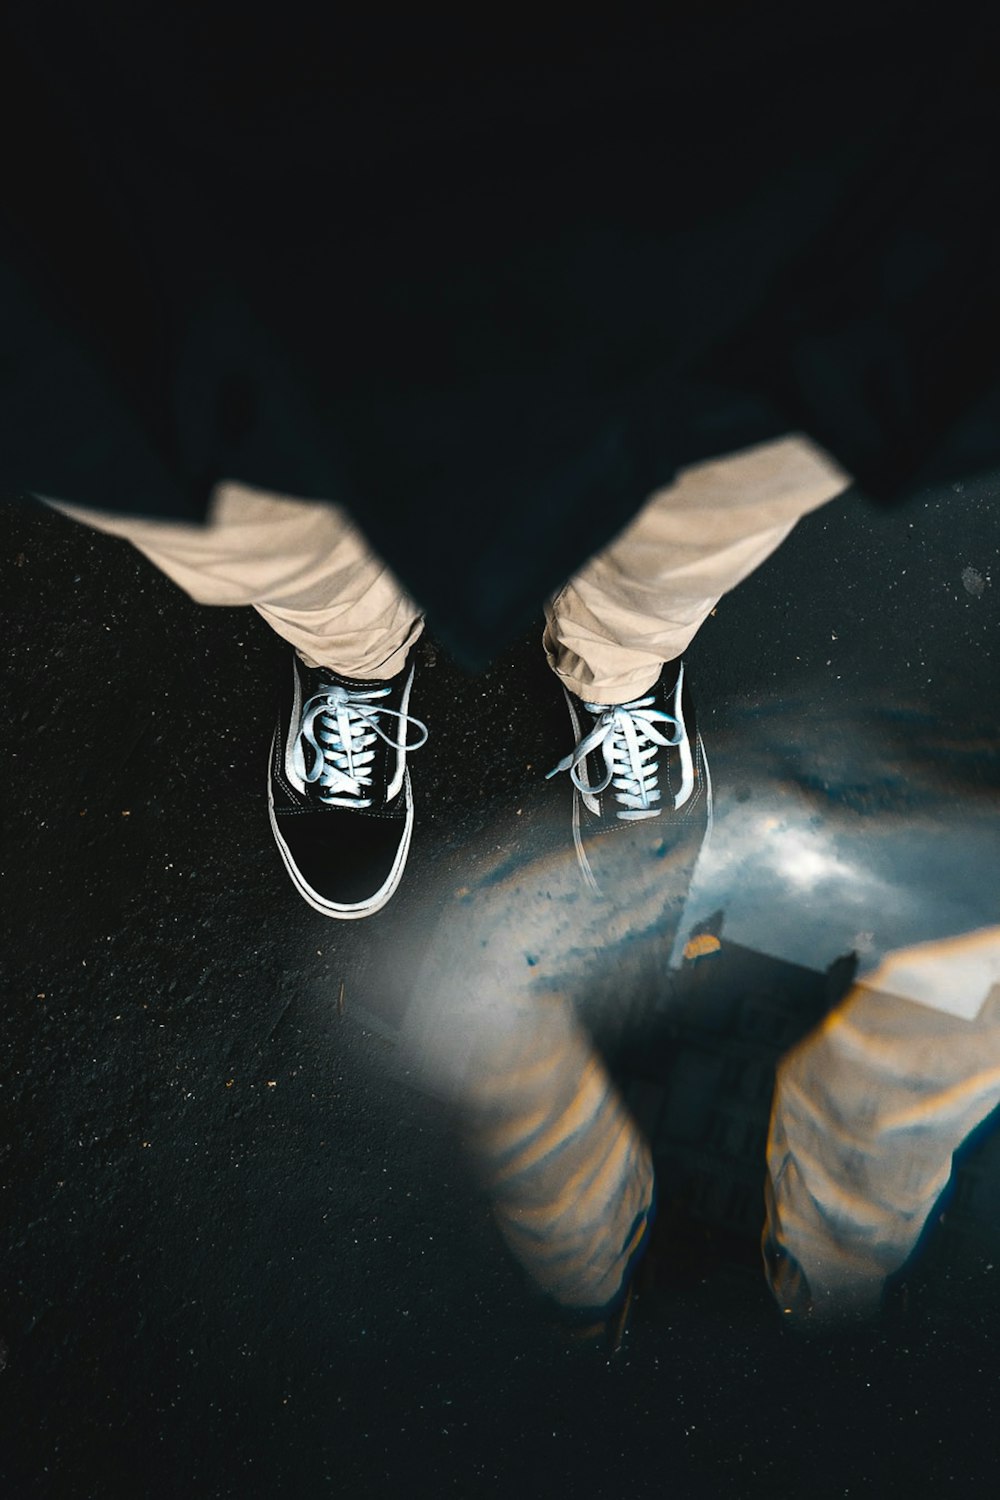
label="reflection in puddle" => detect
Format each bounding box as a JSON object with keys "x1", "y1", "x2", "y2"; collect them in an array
[
  {"x1": 376, "y1": 697, "x2": 1000, "y2": 1327},
  {"x1": 672, "y1": 709, "x2": 1000, "y2": 990}
]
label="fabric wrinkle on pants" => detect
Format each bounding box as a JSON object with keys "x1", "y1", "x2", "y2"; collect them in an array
[
  {"x1": 47, "y1": 484, "x2": 425, "y2": 679},
  {"x1": 462, "y1": 997, "x2": 655, "y2": 1312},
  {"x1": 764, "y1": 927, "x2": 1000, "y2": 1316},
  {"x1": 45, "y1": 431, "x2": 849, "y2": 696},
  {"x1": 399, "y1": 866, "x2": 658, "y2": 1315},
  {"x1": 542, "y1": 433, "x2": 850, "y2": 703}
]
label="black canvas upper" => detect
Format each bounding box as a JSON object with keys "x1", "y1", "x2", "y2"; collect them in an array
[{"x1": 3, "y1": 4, "x2": 999, "y2": 666}]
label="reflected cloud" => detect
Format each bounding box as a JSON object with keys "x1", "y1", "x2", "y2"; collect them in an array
[
  {"x1": 767, "y1": 818, "x2": 872, "y2": 890},
  {"x1": 671, "y1": 714, "x2": 1000, "y2": 983}
]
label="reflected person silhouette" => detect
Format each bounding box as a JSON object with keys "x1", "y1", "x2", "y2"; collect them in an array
[
  {"x1": 397, "y1": 784, "x2": 1000, "y2": 1333},
  {"x1": 765, "y1": 927, "x2": 1000, "y2": 1321}
]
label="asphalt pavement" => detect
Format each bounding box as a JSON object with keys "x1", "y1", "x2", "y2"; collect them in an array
[{"x1": 2, "y1": 476, "x2": 999, "y2": 1497}]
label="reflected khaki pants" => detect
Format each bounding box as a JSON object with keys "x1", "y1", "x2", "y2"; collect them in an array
[
  {"x1": 458, "y1": 929, "x2": 1000, "y2": 1319},
  {"x1": 765, "y1": 929, "x2": 1000, "y2": 1317},
  {"x1": 49, "y1": 434, "x2": 847, "y2": 702}
]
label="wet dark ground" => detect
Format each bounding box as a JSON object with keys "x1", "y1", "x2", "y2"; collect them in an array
[{"x1": 2, "y1": 479, "x2": 999, "y2": 1497}]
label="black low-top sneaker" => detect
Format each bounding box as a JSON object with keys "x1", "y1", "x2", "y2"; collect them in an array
[
  {"x1": 546, "y1": 658, "x2": 711, "y2": 894},
  {"x1": 268, "y1": 654, "x2": 428, "y2": 919}
]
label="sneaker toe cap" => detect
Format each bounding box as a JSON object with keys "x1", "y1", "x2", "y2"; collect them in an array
[{"x1": 274, "y1": 807, "x2": 408, "y2": 911}]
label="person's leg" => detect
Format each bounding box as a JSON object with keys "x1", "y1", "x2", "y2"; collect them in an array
[
  {"x1": 464, "y1": 993, "x2": 655, "y2": 1319},
  {"x1": 542, "y1": 435, "x2": 850, "y2": 888},
  {"x1": 544, "y1": 433, "x2": 849, "y2": 704},
  {"x1": 764, "y1": 928, "x2": 1000, "y2": 1320},
  {"x1": 47, "y1": 481, "x2": 424, "y2": 676},
  {"x1": 47, "y1": 482, "x2": 428, "y2": 917},
  {"x1": 399, "y1": 826, "x2": 658, "y2": 1328}
]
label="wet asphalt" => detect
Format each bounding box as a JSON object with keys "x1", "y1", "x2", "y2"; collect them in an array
[{"x1": 2, "y1": 478, "x2": 999, "y2": 1497}]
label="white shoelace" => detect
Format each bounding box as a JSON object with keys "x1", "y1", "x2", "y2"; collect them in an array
[
  {"x1": 293, "y1": 683, "x2": 428, "y2": 808},
  {"x1": 546, "y1": 691, "x2": 686, "y2": 821}
]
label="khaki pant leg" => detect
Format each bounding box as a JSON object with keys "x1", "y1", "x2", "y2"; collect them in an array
[
  {"x1": 44, "y1": 481, "x2": 424, "y2": 678},
  {"x1": 400, "y1": 849, "x2": 656, "y2": 1315},
  {"x1": 416, "y1": 989, "x2": 652, "y2": 1314},
  {"x1": 543, "y1": 434, "x2": 850, "y2": 704},
  {"x1": 764, "y1": 929, "x2": 1000, "y2": 1316},
  {"x1": 466, "y1": 999, "x2": 654, "y2": 1314}
]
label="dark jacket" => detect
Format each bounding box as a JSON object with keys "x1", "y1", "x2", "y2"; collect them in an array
[{"x1": 3, "y1": 3, "x2": 998, "y2": 666}]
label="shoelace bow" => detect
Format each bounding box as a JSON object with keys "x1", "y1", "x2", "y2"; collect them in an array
[
  {"x1": 293, "y1": 683, "x2": 428, "y2": 807},
  {"x1": 546, "y1": 692, "x2": 683, "y2": 821}
]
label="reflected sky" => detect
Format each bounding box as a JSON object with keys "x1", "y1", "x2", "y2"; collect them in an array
[
  {"x1": 387, "y1": 698, "x2": 1000, "y2": 1093},
  {"x1": 670, "y1": 713, "x2": 1000, "y2": 1000}
]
